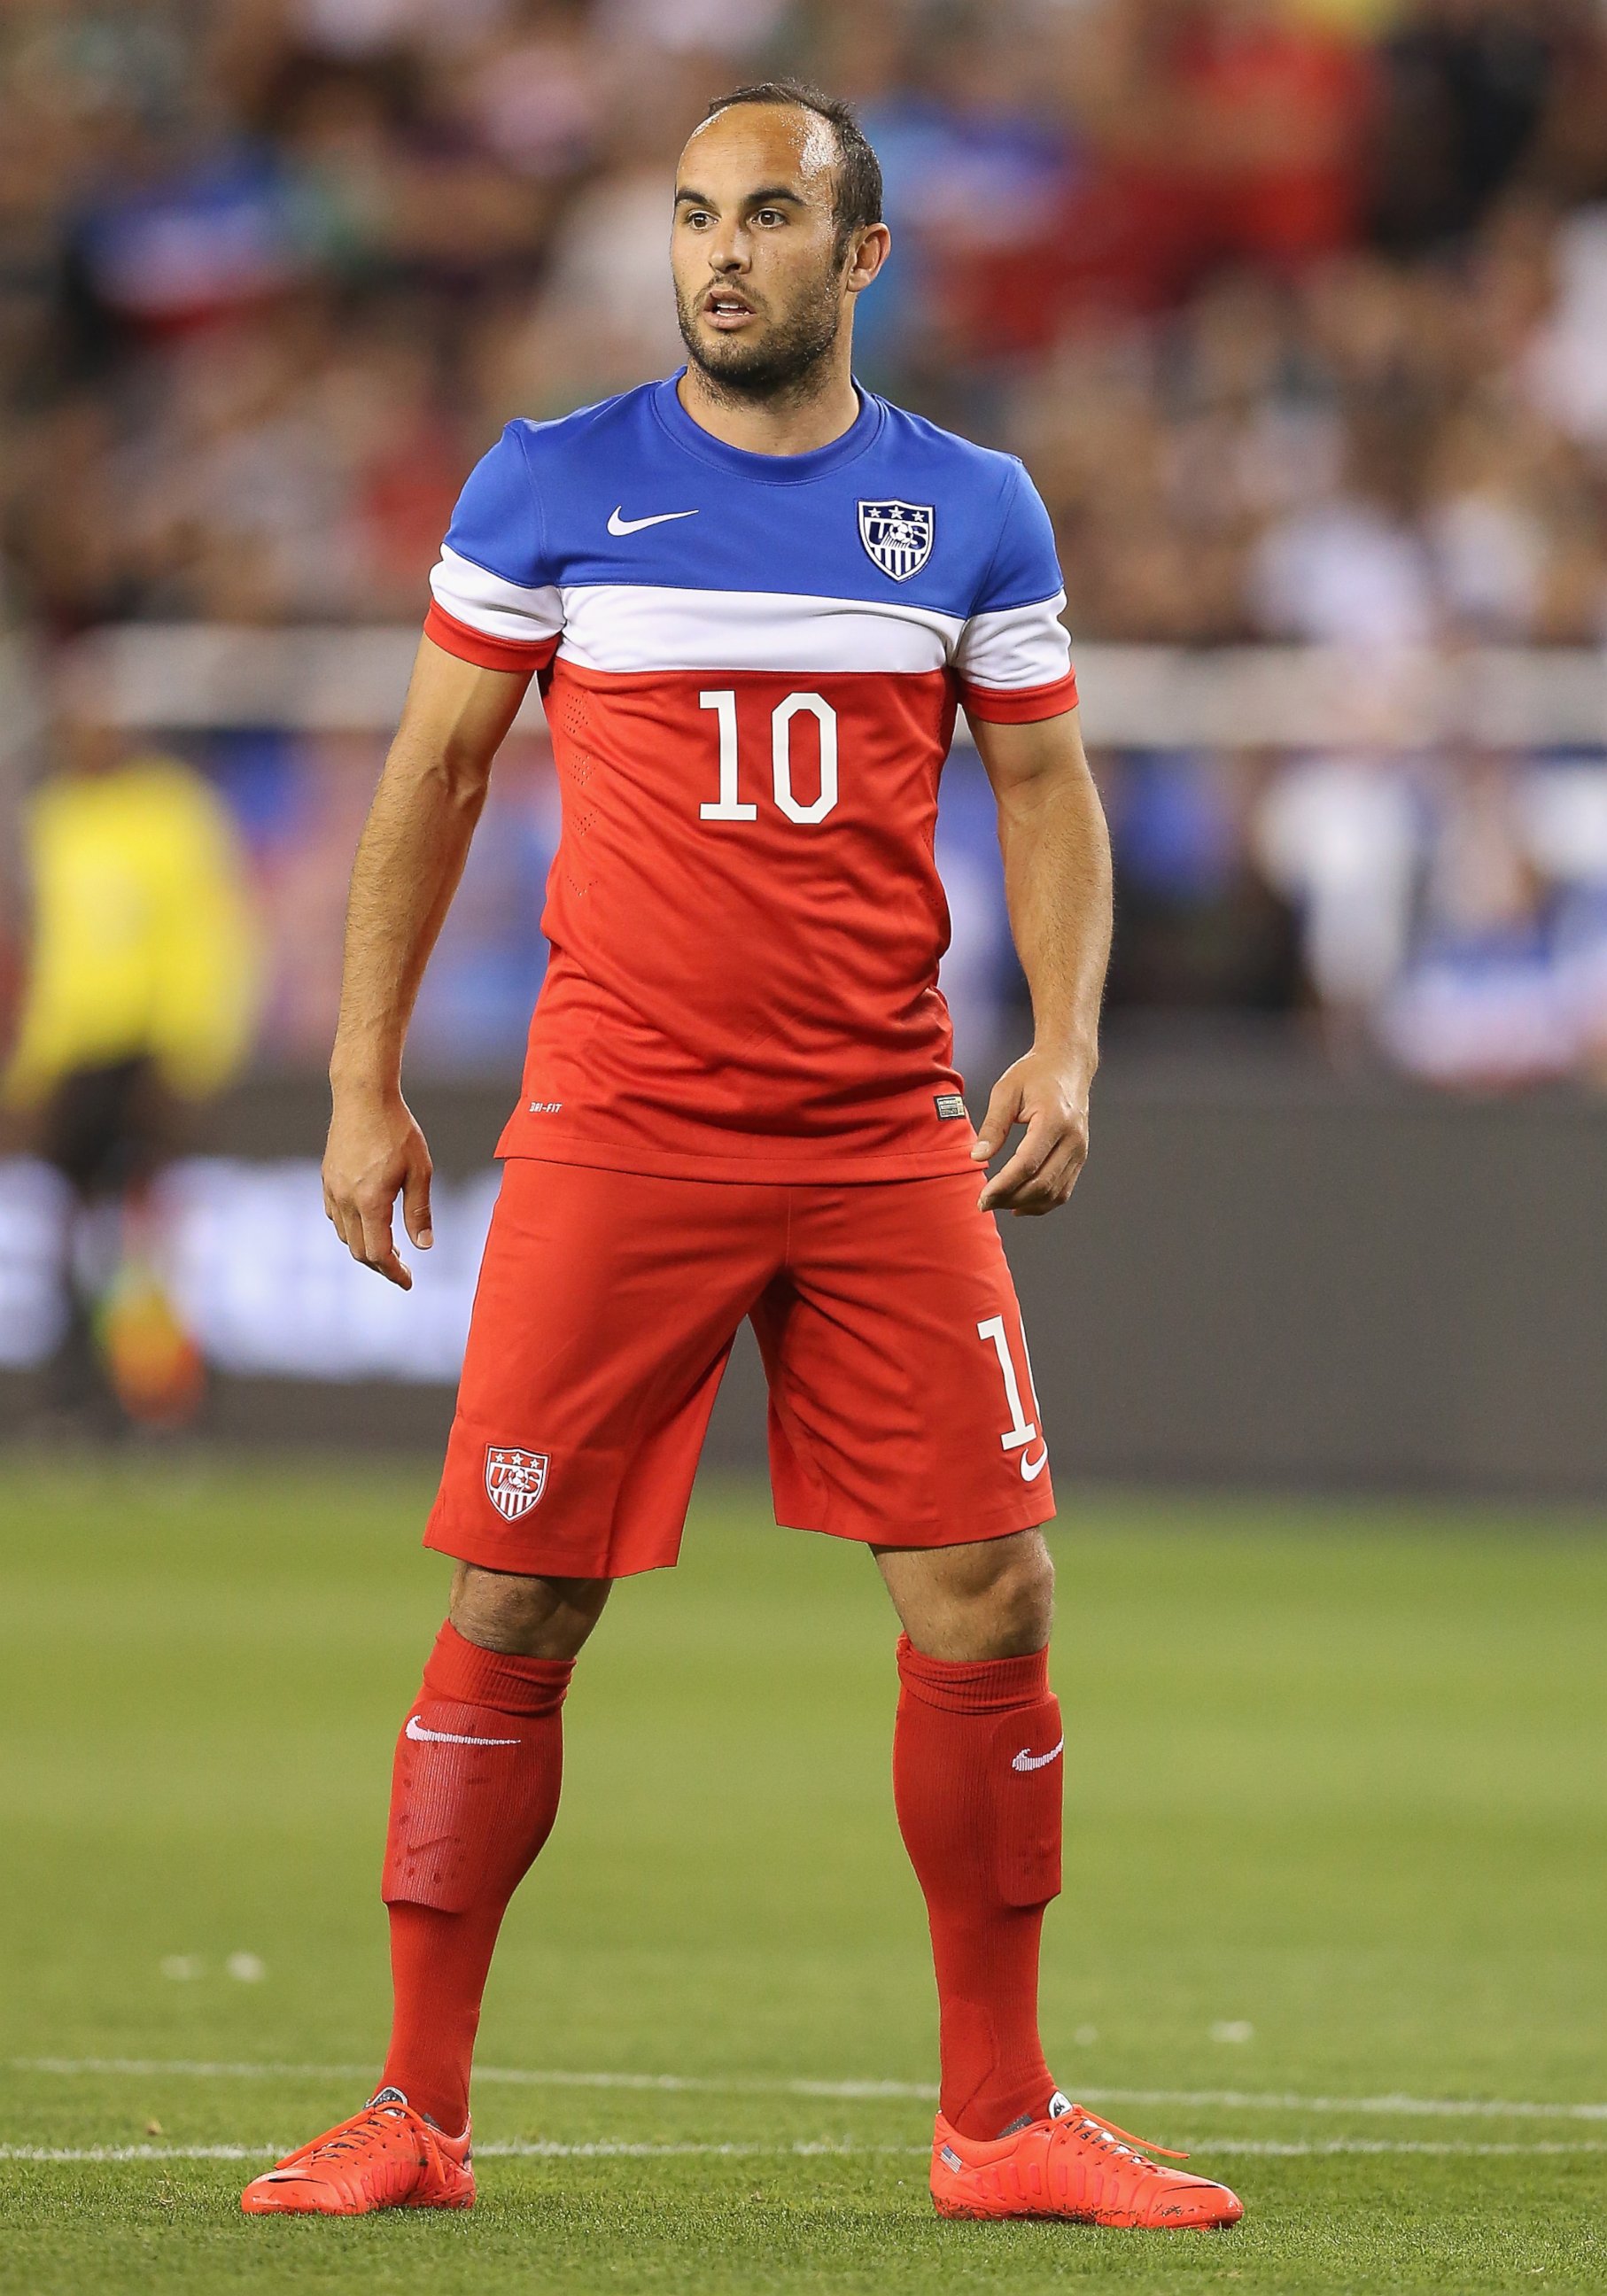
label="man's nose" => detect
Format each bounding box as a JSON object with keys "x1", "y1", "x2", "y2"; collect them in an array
[{"x1": 708, "y1": 225, "x2": 750, "y2": 273}]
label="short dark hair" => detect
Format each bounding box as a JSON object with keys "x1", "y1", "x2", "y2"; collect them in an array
[{"x1": 703, "y1": 80, "x2": 883, "y2": 256}]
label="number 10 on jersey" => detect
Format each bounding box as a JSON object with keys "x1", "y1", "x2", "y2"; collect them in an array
[{"x1": 698, "y1": 689, "x2": 839, "y2": 826}]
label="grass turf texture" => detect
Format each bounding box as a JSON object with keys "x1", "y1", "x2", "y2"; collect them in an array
[{"x1": 0, "y1": 1461, "x2": 1603, "y2": 2294}]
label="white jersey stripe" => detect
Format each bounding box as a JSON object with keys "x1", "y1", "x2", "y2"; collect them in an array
[
  {"x1": 952, "y1": 593, "x2": 1074, "y2": 694},
  {"x1": 553, "y1": 585, "x2": 963, "y2": 677},
  {"x1": 429, "y1": 555, "x2": 1072, "y2": 691},
  {"x1": 430, "y1": 544, "x2": 563, "y2": 644}
]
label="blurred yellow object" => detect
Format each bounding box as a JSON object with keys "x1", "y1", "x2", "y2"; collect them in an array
[
  {"x1": 1281, "y1": 0, "x2": 1404, "y2": 30},
  {"x1": 4, "y1": 753, "x2": 260, "y2": 1109},
  {"x1": 95, "y1": 1250, "x2": 206, "y2": 1429}
]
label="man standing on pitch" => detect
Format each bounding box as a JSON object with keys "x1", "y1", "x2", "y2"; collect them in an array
[{"x1": 243, "y1": 82, "x2": 1242, "y2": 2231}]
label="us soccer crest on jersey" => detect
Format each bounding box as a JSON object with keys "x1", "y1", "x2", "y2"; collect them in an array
[{"x1": 858, "y1": 499, "x2": 934, "y2": 580}]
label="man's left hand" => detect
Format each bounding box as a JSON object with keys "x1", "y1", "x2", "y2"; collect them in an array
[{"x1": 971, "y1": 1050, "x2": 1092, "y2": 1216}]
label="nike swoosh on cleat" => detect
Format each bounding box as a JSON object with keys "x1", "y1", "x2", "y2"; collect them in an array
[
  {"x1": 1020, "y1": 1444, "x2": 1050, "y2": 1482},
  {"x1": 405, "y1": 1717, "x2": 518, "y2": 1747},
  {"x1": 1012, "y1": 1736, "x2": 1064, "y2": 1772},
  {"x1": 608, "y1": 507, "x2": 699, "y2": 534}
]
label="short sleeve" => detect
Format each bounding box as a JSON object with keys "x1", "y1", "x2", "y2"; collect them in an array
[
  {"x1": 423, "y1": 423, "x2": 563, "y2": 674},
  {"x1": 953, "y1": 462, "x2": 1078, "y2": 724}
]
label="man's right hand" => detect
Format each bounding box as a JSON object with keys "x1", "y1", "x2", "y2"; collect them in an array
[{"x1": 322, "y1": 1084, "x2": 434, "y2": 1291}]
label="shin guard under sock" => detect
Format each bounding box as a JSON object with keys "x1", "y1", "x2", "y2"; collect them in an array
[
  {"x1": 380, "y1": 1621, "x2": 572, "y2": 2131},
  {"x1": 892, "y1": 1633, "x2": 1062, "y2": 2140}
]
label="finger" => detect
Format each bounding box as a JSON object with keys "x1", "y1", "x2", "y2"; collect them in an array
[
  {"x1": 990, "y1": 1113, "x2": 1087, "y2": 1213},
  {"x1": 402, "y1": 1153, "x2": 434, "y2": 1252},
  {"x1": 324, "y1": 1192, "x2": 355, "y2": 1249},
  {"x1": 336, "y1": 1195, "x2": 369, "y2": 1260},
  {"x1": 970, "y1": 1075, "x2": 1024, "y2": 1164},
  {"x1": 1022, "y1": 1121, "x2": 1090, "y2": 1203},
  {"x1": 978, "y1": 1109, "x2": 1059, "y2": 1210},
  {"x1": 1007, "y1": 1134, "x2": 1087, "y2": 1216},
  {"x1": 354, "y1": 1194, "x2": 412, "y2": 1291}
]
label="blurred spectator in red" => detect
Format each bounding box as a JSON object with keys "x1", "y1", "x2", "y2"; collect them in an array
[{"x1": 1051, "y1": 0, "x2": 1375, "y2": 321}]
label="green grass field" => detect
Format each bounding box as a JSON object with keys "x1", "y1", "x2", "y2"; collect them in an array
[{"x1": 1, "y1": 1458, "x2": 1603, "y2": 2295}]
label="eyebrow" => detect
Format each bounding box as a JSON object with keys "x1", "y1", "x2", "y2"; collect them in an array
[{"x1": 674, "y1": 185, "x2": 807, "y2": 210}]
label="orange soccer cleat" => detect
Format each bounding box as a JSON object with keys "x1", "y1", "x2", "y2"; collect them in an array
[
  {"x1": 240, "y1": 2089, "x2": 474, "y2": 2215},
  {"x1": 930, "y1": 2093, "x2": 1243, "y2": 2229}
]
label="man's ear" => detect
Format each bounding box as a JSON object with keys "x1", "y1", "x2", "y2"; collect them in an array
[{"x1": 845, "y1": 221, "x2": 891, "y2": 296}]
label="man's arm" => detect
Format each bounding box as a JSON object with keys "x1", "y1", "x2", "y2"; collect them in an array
[
  {"x1": 323, "y1": 636, "x2": 531, "y2": 1288},
  {"x1": 967, "y1": 706, "x2": 1113, "y2": 1215}
]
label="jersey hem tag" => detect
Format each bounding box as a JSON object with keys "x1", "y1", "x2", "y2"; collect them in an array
[{"x1": 934, "y1": 1093, "x2": 967, "y2": 1121}]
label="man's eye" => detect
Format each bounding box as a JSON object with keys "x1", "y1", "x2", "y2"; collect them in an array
[
  {"x1": 755, "y1": 209, "x2": 786, "y2": 226},
  {"x1": 683, "y1": 210, "x2": 711, "y2": 228}
]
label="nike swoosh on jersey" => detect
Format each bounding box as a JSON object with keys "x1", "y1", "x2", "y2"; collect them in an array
[
  {"x1": 607, "y1": 505, "x2": 699, "y2": 534},
  {"x1": 405, "y1": 1715, "x2": 518, "y2": 1747},
  {"x1": 1012, "y1": 1736, "x2": 1064, "y2": 1772},
  {"x1": 1020, "y1": 1443, "x2": 1050, "y2": 1482}
]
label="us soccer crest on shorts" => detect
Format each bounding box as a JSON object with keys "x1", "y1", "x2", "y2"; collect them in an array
[
  {"x1": 485, "y1": 1446, "x2": 548, "y2": 1520},
  {"x1": 858, "y1": 500, "x2": 934, "y2": 582}
]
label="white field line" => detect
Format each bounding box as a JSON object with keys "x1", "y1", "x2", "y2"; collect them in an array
[
  {"x1": 0, "y1": 2142, "x2": 916, "y2": 2165},
  {"x1": 4, "y1": 2138, "x2": 1606, "y2": 2166},
  {"x1": 12, "y1": 2059, "x2": 1607, "y2": 2123},
  {"x1": 1096, "y1": 2088, "x2": 1607, "y2": 2124}
]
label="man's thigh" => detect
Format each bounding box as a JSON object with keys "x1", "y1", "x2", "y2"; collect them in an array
[
  {"x1": 426, "y1": 1159, "x2": 782, "y2": 1579},
  {"x1": 755, "y1": 1173, "x2": 1056, "y2": 1549}
]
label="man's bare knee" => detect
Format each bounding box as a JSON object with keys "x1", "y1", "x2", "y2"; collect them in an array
[
  {"x1": 447, "y1": 1561, "x2": 611, "y2": 1659},
  {"x1": 877, "y1": 1528, "x2": 1053, "y2": 1662},
  {"x1": 985, "y1": 1533, "x2": 1054, "y2": 1651}
]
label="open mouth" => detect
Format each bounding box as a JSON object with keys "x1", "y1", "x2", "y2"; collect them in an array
[{"x1": 703, "y1": 291, "x2": 757, "y2": 330}]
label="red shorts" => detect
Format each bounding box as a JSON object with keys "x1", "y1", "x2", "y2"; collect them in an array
[{"x1": 425, "y1": 1158, "x2": 1056, "y2": 1579}]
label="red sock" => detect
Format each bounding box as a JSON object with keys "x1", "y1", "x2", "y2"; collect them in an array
[
  {"x1": 379, "y1": 1621, "x2": 572, "y2": 2131},
  {"x1": 893, "y1": 1633, "x2": 1062, "y2": 2140}
]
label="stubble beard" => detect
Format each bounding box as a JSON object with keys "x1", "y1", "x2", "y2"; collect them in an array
[{"x1": 675, "y1": 265, "x2": 845, "y2": 409}]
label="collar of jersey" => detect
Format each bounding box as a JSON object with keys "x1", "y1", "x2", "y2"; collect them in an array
[{"x1": 649, "y1": 370, "x2": 884, "y2": 485}]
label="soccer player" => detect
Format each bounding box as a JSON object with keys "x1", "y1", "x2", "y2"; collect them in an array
[{"x1": 242, "y1": 81, "x2": 1243, "y2": 2231}]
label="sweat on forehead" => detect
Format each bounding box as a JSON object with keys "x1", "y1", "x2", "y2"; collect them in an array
[{"x1": 680, "y1": 102, "x2": 838, "y2": 188}]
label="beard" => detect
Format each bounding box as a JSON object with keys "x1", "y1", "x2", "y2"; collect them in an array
[{"x1": 675, "y1": 266, "x2": 844, "y2": 403}]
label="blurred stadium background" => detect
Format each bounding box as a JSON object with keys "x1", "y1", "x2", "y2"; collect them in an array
[
  {"x1": 5, "y1": 0, "x2": 1607, "y2": 1487},
  {"x1": 2, "y1": 11, "x2": 1605, "y2": 2289}
]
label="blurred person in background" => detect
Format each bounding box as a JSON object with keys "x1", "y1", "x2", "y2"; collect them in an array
[
  {"x1": 1, "y1": 698, "x2": 260, "y2": 1431},
  {"x1": 1378, "y1": 747, "x2": 1578, "y2": 1086},
  {"x1": 1254, "y1": 745, "x2": 1424, "y2": 1058}
]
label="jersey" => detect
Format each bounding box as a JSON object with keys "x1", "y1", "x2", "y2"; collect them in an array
[{"x1": 423, "y1": 373, "x2": 1078, "y2": 1183}]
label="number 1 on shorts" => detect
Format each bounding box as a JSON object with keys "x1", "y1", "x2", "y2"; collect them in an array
[{"x1": 976, "y1": 1314, "x2": 1038, "y2": 1454}]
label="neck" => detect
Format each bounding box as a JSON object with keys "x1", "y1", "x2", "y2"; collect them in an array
[{"x1": 676, "y1": 351, "x2": 860, "y2": 458}]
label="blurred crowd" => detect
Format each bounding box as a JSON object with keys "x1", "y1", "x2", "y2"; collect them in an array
[{"x1": 6, "y1": 0, "x2": 1607, "y2": 1085}]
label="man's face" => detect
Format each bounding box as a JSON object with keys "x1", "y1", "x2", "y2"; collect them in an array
[{"x1": 672, "y1": 105, "x2": 858, "y2": 397}]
